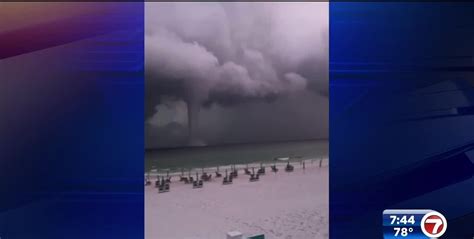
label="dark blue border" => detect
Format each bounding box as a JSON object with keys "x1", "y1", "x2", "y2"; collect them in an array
[
  {"x1": 0, "y1": 3, "x2": 144, "y2": 239},
  {"x1": 330, "y1": 2, "x2": 474, "y2": 239}
]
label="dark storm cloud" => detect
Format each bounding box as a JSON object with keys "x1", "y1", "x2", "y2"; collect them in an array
[
  {"x1": 145, "y1": 2, "x2": 328, "y2": 148},
  {"x1": 197, "y1": 91, "x2": 329, "y2": 146}
]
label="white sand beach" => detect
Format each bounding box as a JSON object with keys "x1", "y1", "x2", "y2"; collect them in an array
[{"x1": 145, "y1": 160, "x2": 328, "y2": 239}]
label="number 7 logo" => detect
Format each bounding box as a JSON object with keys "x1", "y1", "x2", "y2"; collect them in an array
[
  {"x1": 421, "y1": 211, "x2": 447, "y2": 238},
  {"x1": 425, "y1": 218, "x2": 443, "y2": 234}
]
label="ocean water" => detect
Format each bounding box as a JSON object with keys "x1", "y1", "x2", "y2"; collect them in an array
[{"x1": 145, "y1": 139, "x2": 328, "y2": 172}]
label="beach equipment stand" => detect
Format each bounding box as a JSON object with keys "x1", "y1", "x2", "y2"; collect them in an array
[
  {"x1": 223, "y1": 169, "x2": 232, "y2": 185},
  {"x1": 216, "y1": 166, "x2": 222, "y2": 177},
  {"x1": 166, "y1": 171, "x2": 171, "y2": 183},
  {"x1": 257, "y1": 163, "x2": 265, "y2": 175},
  {"x1": 285, "y1": 161, "x2": 294, "y2": 172}
]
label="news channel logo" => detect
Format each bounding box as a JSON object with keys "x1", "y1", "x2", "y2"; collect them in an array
[{"x1": 383, "y1": 209, "x2": 447, "y2": 238}]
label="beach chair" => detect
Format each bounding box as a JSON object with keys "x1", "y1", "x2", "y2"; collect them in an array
[
  {"x1": 160, "y1": 178, "x2": 166, "y2": 187},
  {"x1": 244, "y1": 168, "x2": 251, "y2": 175},
  {"x1": 230, "y1": 169, "x2": 238, "y2": 178},
  {"x1": 203, "y1": 174, "x2": 212, "y2": 182},
  {"x1": 145, "y1": 173, "x2": 152, "y2": 186},
  {"x1": 257, "y1": 163, "x2": 265, "y2": 175},
  {"x1": 223, "y1": 176, "x2": 233, "y2": 185},
  {"x1": 155, "y1": 180, "x2": 160, "y2": 188},
  {"x1": 158, "y1": 182, "x2": 170, "y2": 193},
  {"x1": 178, "y1": 170, "x2": 186, "y2": 182},
  {"x1": 183, "y1": 177, "x2": 189, "y2": 184},
  {"x1": 193, "y1": 180, "x2": 203, "y2": 189},
  {"x1": 249, "y1": 173, "x2": 259, "y2": 182},
  {"x1": 271, "y1": 165, "x2": 278, "y2": 173},
  {"x1": 223, "y1": 170, "x2": 233, "y2": 185},
  {"x1": 215, "y1": 166, "x2": 222, "y2": 177}
]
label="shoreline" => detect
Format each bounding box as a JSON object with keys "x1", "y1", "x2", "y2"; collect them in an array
[
  {"x1": 145, "y1": 140, "x2": 328, "y2": 172},
  {"x1": 146, "y1": 157, "x2": 328, "y2": 176}
]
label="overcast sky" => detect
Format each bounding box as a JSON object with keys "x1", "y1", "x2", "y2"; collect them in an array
[{"x1": 145, "y1": 2, "x2": 328, "y2": 149}]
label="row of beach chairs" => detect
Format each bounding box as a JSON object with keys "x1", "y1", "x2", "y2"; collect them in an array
[{"x1": 149, "y1": 161, "x2": 297, "y2": 193}]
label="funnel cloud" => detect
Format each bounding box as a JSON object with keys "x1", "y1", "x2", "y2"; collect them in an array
[{"x1": 145, "y1": 2, "x2": 328, "y2": 149}]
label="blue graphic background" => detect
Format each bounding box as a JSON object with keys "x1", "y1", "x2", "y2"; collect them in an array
[
  {"x1": 0, "y1": 3, "x2": 144, "y2": 239},
  {"x1": 330, "y1": 3, "x2": 474, "y2": 239}
]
